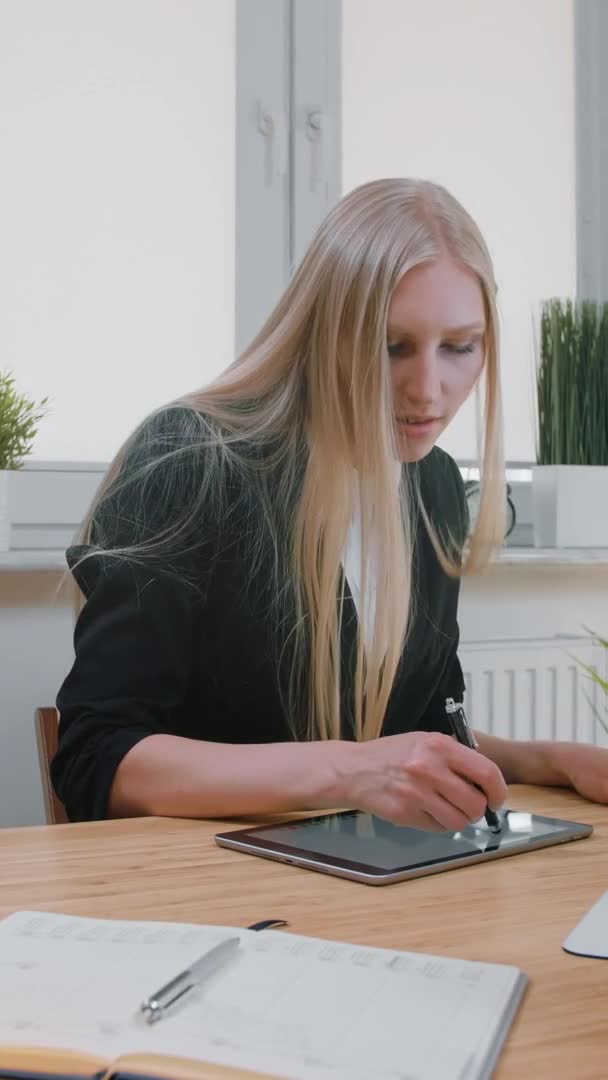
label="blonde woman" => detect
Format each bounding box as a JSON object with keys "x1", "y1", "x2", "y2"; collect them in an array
[{"x1": 52, "y1": 179, "x2": 608, "y2": 823}]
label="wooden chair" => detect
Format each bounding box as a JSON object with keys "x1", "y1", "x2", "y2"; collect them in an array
[{"x1": 34, "y1": 706, "x2": 69, "y2": 824}]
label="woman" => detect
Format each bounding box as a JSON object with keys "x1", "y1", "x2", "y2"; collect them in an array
[{"x1": 52, "y1": 178, "x2": 608, "y2": 824}]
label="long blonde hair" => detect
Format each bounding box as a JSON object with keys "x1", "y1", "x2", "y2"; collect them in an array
[{"x1": 81, "y1": 178, "x2": 504, "y2": 744}]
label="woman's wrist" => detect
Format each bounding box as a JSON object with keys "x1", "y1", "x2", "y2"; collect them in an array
[
  {"x1": 474, "y1": 731, "x2": 571, "y2": 787},
  {"x1": 301, "y1": 738, "x2": 362, "y2": 810}
]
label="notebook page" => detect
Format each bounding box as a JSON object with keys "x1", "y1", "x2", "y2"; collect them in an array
[{"x1": 0, "y1": 911, "x2": 525, "y2": 1080}]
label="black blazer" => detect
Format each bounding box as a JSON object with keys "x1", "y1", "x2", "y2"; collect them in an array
[{"x1": 52, "y1": 408, "x2": 468, "y2": 822}]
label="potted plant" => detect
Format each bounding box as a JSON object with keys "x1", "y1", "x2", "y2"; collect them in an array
[
  {"x1": 533, "y1": 299, "x2": 608, "y2": 547},
  {"x1": 0, "y1": 372, "x2": 48, "y2": 552},
  {"x1": 576, "y1": 631, "x2": 608, "y2": 738}
]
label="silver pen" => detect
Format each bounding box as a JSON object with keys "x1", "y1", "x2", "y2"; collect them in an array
[
  {"x1": 140, "y1": 936, "x2": 240, "y2": 1024},
  {"x1": 445, "y1": 697, "x2": 502, "y2": 833},
  {"x1": 139, "y1": 919, "x2": 288, "y2": 1024}
]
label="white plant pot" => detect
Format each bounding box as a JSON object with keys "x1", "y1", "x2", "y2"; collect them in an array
[
  {"x1": 532, "y1": 465, "x2": 608, "y2": 547},
  {"x1": 0, "y1": 462, "x2": 105, "y2": 553},
  {"x1": 0, "y1": 471, "x2": 9, "y2": 552}
]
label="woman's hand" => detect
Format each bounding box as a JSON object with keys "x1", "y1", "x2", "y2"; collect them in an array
[
  {"x1": 549, "y1": 742, "x2": 608, "y2": 805},
  {"x1": 343, "y1": 730, "x2": 507, "y2": 831},
  {"x1": 474, "y1": 731, "x2": 608, "y2": 804}
]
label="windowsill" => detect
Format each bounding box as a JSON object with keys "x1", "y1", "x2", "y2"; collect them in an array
[
  {"x1": 2, "y1": 546, "x2": 608, "y2": 574},
  {"x1": 0, "y1": 550, "x2": 67, "y2": 572},
  {"x1": 498, "y1": 547, "x2": 608, "y2": 567}
]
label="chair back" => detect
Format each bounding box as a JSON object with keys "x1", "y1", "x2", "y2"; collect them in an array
[{"x1": 34, "y1": 707, "x2": 69, "y2": 824}]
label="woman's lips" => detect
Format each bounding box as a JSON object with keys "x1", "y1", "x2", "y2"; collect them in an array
[{"x1": 396, "y1": 416, "x2": 442, "y2": 437}]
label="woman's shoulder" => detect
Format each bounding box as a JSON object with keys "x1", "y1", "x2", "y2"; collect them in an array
[
  {"x1": 417, "y1": 446, "x2": 463, "y2": 492},
  {"x1": 86, "y1": 403, "x2": 226, "y2": 555},
  {"x1": 125, "y1": 402, "x2": 215, "y2": 464},
  {"x1": 127, "y1": 402, "x2": 272, "y2": 475},
  {"x1": 416, "y1": 446, "x2": 467, "y2": 535}
]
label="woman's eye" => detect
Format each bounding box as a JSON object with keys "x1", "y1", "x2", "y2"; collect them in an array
[
  {"x1": 443, "y1": 342, "x2": 476, "y2": 355},
  {"x1": 387, "y1": 340, "x2": 480, "y2": 358},
  {"x1": 387, "y1": 342, "x2": 413, "y2": 358}
]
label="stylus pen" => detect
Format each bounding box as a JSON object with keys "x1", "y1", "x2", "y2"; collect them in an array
[{"x1": 445, "y1": 697, "x2": 502, "y2": 833}]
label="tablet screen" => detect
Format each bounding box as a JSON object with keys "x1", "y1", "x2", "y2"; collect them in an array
[{"x1": 246, "y1": 810, "x2": 573, "y2": 872}]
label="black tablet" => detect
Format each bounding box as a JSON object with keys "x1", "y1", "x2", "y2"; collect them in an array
[{"x1": 215, "y1": 809, "x2": 592, "y2": 885}]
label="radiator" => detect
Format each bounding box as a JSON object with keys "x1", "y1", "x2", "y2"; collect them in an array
[{"x1": 459, "y1": 635, "x2": 608, "y2": 746}]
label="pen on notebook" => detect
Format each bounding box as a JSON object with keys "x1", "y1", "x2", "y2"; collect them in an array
[
  {"x1": 140, "y1": 918, "x2": 288, "y2": 1024},
  {"x1": 140, "y1": 935, "x2": 240, "y2": 1023},
  {"x1": 445, "y1": 697, "x2": 502, "y2": 833}
]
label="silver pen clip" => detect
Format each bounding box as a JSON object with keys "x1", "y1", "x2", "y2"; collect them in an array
[{"x1": 445, "y1": 697, "x2": 479, "y2": 749}]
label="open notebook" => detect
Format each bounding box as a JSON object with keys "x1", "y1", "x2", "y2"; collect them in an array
[{"x1": 0, "y1": 911, "x2": 527, "y2": 1080}]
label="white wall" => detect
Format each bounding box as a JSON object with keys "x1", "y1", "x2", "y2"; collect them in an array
[
  {"x1": 0, "y1": 0, "x2": 235, "y2": 462},
  {"x1": 342, "y1": 0, "x2": 576, "y2": 462}
]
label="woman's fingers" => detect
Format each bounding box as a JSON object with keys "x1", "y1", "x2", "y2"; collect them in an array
[
  {"x1": 430, "y1": 770, "x2": 489, "y2": 826},
  {"x1": 446, "y1": 738, "x2": 508, "y2": 811}
]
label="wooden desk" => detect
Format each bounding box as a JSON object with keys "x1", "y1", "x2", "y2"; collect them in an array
[{"x1": 1, "y1": 786, "x2": 606, "y2": 1079}]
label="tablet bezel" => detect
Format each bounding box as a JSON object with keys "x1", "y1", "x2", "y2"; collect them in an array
[{"x1": 214, "y1": 810, "x2": 593, "y2": 885}]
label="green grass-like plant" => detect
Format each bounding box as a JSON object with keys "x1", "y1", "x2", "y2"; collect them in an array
[
  {"x1": 0, "y1": 372, "x2": 48, "y2": 470},
  {"x1": 536, "y1": 299, "x2": 608, "y2": 465},
  {"x1": 575, "y1": 629, "x2": 608, "y2": 736}
]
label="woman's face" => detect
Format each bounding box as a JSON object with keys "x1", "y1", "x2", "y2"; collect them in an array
[{"x1": 387, "y1": 255, "x2": 486, "y2": 463}]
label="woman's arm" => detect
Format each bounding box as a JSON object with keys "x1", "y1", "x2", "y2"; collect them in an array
[
  {"x1": 108, "y1": 735, "x2": 352, "y2": 818},
  {"x1": 108, "y1": 728, "x2": 507, "y2": 831},
  {"x1": 475, "y1": 729, "x2": 608, "y2": 808},
  {"x1": 474, "y1": 731, "x2": 569, "y2": 786}
]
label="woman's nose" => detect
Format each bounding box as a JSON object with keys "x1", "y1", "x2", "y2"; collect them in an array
[{"x1": 400, "y1": 353, "x2": 441, "y2": 404}]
